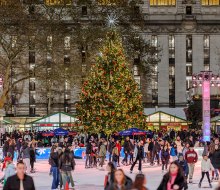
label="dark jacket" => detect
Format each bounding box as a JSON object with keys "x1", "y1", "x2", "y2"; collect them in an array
[
  {"x1": 136, "y1": 145, "x2": 144, "y2": 159},
  {"x1": 178, "y1": 160, "x2": 189, "y2": 176},
  {"x1": 106, "y1": 175, "x2": 133, "y2": 190},
  {"x1": 153, "y1": 141, "x2": 161, "y2": 152},
  {"x1": 157, "y1": 173, "x2": 185, "y2": 190},
  {"x1": 161, "y1": 149, "x2": 170, "y2": 163},
  {"x1": 49, "y1": 152, "x2": 59, "y2": 167},
  {"x1": 3, "y1": 174, "x2": 35, "y2": 190},
  {"x1": 59, "y1": 153, "x2": 76, "y2": 171},
  {"x1": 123, "y1": 140, "x2": 132, "y2": 153},
  {"x1": 86, "y1": 142, "x2": 92, "y2": 154},
  {"x1": 211, "y1": 149, "x2": 220, "y2": 169}
]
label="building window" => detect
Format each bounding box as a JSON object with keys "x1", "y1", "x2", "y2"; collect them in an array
[
  {"x1": 204, "y1": 35, "x2": 210, "y2": 67},
  {"x1": 150, "y1": 0, "x2": 176, "y2": 6},
  {"x1": 151, "y1": 35, "x2": 158, "y2": 48},
  {"x1": 186, "y1": 35, "x2": 192, "y2": 62},
  {"x1": 45, "y1": 0, "x2": 72, "y2": 6},
  {"x1": 186, "y1": 79, "x2": 192, "y2": 90},
  {"x1": 30, "y1": 92, "x2": 36, "y2": 105},
  {"x1": 64, "y1": 36, "x2": 70, "y2": 50},
  {"x1": 82, "y1": 6, "x2": 87, "y2": 16},
  {"x1": 169, "y1": 78, "x2": 175, "y2": 89},
  {"x1": 169, "y1": 66, "x2": 175, "y2": 76},
  {"x1": 169, "y1": 35, "x2": 175, "y2": 65},
  {"x1": 186, "y1": 66, "x2": 192, "y2": 76},
  {"x1": 29, "y1": 51, "x2": 35, "y2": 63},
  {"x1": 202, "y1": 0, "x2": 220, "y2": 5},
  {"x1": 29, "y1": 107, "x2": 36, "y2": 116}
]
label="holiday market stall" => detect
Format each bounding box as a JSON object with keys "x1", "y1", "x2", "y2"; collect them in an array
[
  {"x1": 29, "y1": 112, "x2": 80, "y2": 131},
  {"x1": 145, "y1": 111, "x2": 191, "y2": 131}
]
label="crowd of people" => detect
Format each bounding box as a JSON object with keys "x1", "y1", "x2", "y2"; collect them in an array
[{"x1": 0, "y1": 129, "x2": 220, "y2": 190}]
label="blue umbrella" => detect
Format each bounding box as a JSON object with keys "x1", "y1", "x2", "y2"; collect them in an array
[
  {"x1": 119, "y1": 128, "x2": 146, "y2": 136},
  {"x1": 54, "y1": 127, "x2": 68, "y2": 136}
]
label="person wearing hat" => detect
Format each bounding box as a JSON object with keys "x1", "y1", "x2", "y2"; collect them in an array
[{"x1": 185, "y1": 145, "x2": 198, "y2": 183}]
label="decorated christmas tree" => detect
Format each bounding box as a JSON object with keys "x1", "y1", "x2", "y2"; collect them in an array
[{"x1": 76, "y1": 31, "x2": 145, "y2": 133}]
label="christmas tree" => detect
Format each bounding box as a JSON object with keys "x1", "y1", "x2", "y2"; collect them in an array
[{"x1": 76, "y1": 31, "x2": 144, "y2": 133}]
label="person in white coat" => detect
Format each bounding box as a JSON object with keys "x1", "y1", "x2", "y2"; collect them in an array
[{"x1": 199, "y1": 155, "x2": 214, "y2": 188}]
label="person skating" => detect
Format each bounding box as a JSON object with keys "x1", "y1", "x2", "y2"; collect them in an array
[
  {"x1": 99, "y1": 139, "x2": 107, "y2": 170},
  {"x1": 108, "y1": 138, "x2": 115, "y2": 162},
  {"x1": 59, "y1": 147, "x2": 75, "y2": 188},
  {"x1": 210, "y1": 144, "x2": 220, "y2": 181},
  {"x1": 130, "y1": 140, "x2": 144, "y2": 174},
  {"x1": 3, "y1": 160, "x2": 35, "y2": 190},
  {"x1": 177, "y1": 154, "x2": 189, "y2": 190},
  {"x1": 49, "y1": 145, "x2": 59, "y2": 190},
  {"x1": 161, "y1": 145, "x2": 170, "y2": 172},
  {"x1": 122, "y1": 137, "x2": 132, "y2": 166},
  {"x1": 185, "y1": 145, "x2": 198, "y2": 183},
  {"x1": 198, "y1": 154, "x2": 214, "y2": 188},
  {"x1": 157, "y1": 161, "x2": 185, "y2": 190}
]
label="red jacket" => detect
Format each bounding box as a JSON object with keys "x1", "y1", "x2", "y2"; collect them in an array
[
  {"x1": 116, "y1": 143, "x2": 121, "y2": 154},
  {"x1": 2, "y1": 156, "x2": 12, "y2": 170},
  {"x1": 185, "y1": 150, "x2": 198, "y2": 164}
]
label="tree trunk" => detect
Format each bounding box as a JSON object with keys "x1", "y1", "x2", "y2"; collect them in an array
[{"x1": 0, "y1": 64, "x2": 11, "y2": 109}]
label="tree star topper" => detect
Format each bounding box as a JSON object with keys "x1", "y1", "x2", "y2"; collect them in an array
[{"x1": 107, "y1": 14, "x2": 119, "y2": 28}]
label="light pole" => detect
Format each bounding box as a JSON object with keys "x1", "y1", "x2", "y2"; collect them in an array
[{"x1": 192, "y1": 71, "x2": 220, "y2": 142}]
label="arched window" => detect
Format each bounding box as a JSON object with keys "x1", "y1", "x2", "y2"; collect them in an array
[
  {"x1": 202, "y1": 0, "x2": 220, "y2": 5},
  {"x1": 150, "y1": 0, "x2": 176, "y2": 6}
]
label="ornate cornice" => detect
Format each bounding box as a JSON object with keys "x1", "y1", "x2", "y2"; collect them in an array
[{"x1": 144, "y1": 22, "x2": 220, "y2": 33}]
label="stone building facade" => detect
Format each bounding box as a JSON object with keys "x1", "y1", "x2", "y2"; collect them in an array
[{"x1": 2, "y1": 0, "x2": 220, "y2": 116}]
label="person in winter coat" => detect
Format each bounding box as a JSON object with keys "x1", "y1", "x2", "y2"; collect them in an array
[
  {"x1": 130, "y1": 141, "x2": 144, "y2": 174},
  {"x1": 2, "y1": 152, "x2": 12, "y2": 171},
  {"x1": 59, "y1": 148, "x2": 75, "y2": 188},
  {"x1": 3, "y1": 159, "x2": 15, "y2": 186},
  {"x1": 198, "y1": 155, "x2": 214, "y2": 188},
  {"x1": 108, "y1": 138, "x2": 115, "y2": 162},
  {"x1": 8, "y1": 139, "x2": 15, "y2": 160},
  {"x1": 150, "y1": 139, "x2": 161, "y2": 166},
  {"x1": 16, "y1": 138, "x2": 22, "y2": 160},
  {"x1": 170, "y1": 144, "x2": 178, "y2": 161},
  {"x1": 116, "y1": 140, "x2": 121, "y2": 167},
  {"x1": 177, "y1": 154, "x2": 189, "y2": 177},
  {"x1": 49, "y1": 145, "x2": 59, "y2": 190},
  {"x1": 99, "y1": 140, "x2": 107, "y2": 170},
  {"x1": 112, "y1": 146, "x2": 119, "y2": 168},
  {"x1": 161, "y1": 145, "x2": 170, "y2": 172},
  {"x1": 177, "y1": 154, "x2": 188, "y2": 190},
  {"x1": 210, "y1": 145, "x2": 220, "y2": 180},
  {"x1": 122, "y1": 137, "x2": 132, "y2": 166},
  {"x1": 157, "y1": 161, "x2": 185, "y2": 190},
  {"x1": 104, "y1": 162, "x2": 116, "y2": 190},
  {"x1": 21, "y1": 142, "x2": 31, "y2": 174},
  {"x1": 182, "y1": 143, "x2": 190, "y2": 157},
  {"x1": 185, "y1": 146, "x2": 198, "y2": 183},
  {"x1": 30, "y1": 143, "x2": 37, "y2": 173},
  {"x1": 85, "y1": 141, "x2": 92, "y2": 168},
  {"x1": 175, "y1": 136, "x2": 183, "y2": 155},
  {"x1": 106, "y1": 169, "x2": 133, "y2": 190},
  {"x1": 3, "y1": 137, "x2": 10, "y2": 158}
]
